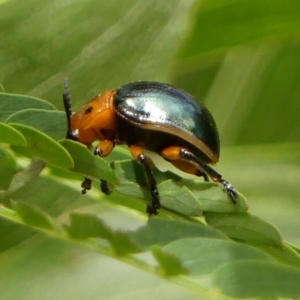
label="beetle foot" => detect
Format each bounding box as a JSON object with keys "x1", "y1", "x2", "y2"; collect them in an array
[
  {"x1": 94, "y1": 147, "x2": 102, "y2": 156},
  {"x1": 196, "y1": 169, "x2": 209, "y2": 182},
  {"x1": 100, "y1": 179, "x2": 112, "y2": 195},
  {"x1": 81, "y1": 177, "x2": 92, "y2": 194},
  {"x1": 147, "y1": 187, "x2": 161, "y2": 216},
  {"x1": 149, "y1": 186, "x2": 161, "y2": 215},
  {"x1": 135, "y1": 151, "x2": 161, "y2": 216},
  {"x1": 220, "y1": 179, "x2": 237, "y2": 204},
  {"x1": 146, "y1": 204, "x2": 160, "y2": 216}
]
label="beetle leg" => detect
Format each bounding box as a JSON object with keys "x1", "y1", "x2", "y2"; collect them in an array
[
  {"x1": 80, "y1": 177, "x2": 111, "y2": 195},
  {"x1": 79, "y1": 139, "x2": 113, "y2": 194},
  {"x1": 81, "y1": 177, "x2": 92, "y2": 194},
  {"x1": 199, "y1": 170, "x2": 209, "y2": 182},
  {"x1": 161, "y1": 146, "x2": 209, "y2": 181},
  {"x1": 100, "y1": 179, "x2": 111, "y2": 195},
  {"x1": 161, "y1": 146, "x2": 237, "y2": 203},
  {"x1": 180, "y1": 148, "x2": 237, "y2": 204},
  {"x1": 130, "y1": 145, "x2": 160, "y2": 216},
  {"x1": 94, "y1": 140, "x2": 115, "y2": 157},
  {"x1": 166, "y1": 159, "x2": 209, "y2": 181},
  {"x1": 92, "y1": 140, "x2": 116, "y2": 195}
]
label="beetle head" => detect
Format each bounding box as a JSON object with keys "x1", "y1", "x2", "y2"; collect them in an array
[{"x1": 69, "y1": 90, "x2": 117, "y2": 147}]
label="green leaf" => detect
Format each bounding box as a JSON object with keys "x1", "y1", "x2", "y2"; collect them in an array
[
  {"x1": 113, "y1": 160, "x2": 149, "y2": 200},
  {"x1": 0, "y1": 122, "x2": 26, "y2": 146},
  {"x1": 0, "y1": 146, "x2": 18, "y2": 190},
  {"x1": 59, "y1": 139, "x2": 118, "y2": 185},
  {"x1": 152, "y1": 246, "x2": 188, "y2": 276},
  {"x1": 0, "y1": 206, "x2": 39, "y2": 252},
  {"x1": 0, "y1": 170, "x2": 98, "y2": 218},
  {"x1": 163, "y1": 237, "x2": 274, "y2": 275},
  {"x1": 9, "y1": 124, "x2": 73, "y2": 169},
  {"x1": 13, "y1": 202, "x2": 55, "y2": 230},
  {"x1": 0, "y1": 216, "x2": 36, "y2": 252},
  {"x1": 131, "y1": 218, "x2": 227, "y2": 250},
  {"x1": 5, "y1": 109, "x2": 67, "y2": 140},
  {"x1": 180, "y1": 179, "x2": 248, "y2": 212},
  {"x1": 68, "y1": 213, "x2": 113, "y2": 240},
  {"x1": 0, "y1": 92, "x2": 55, "y2": 122},
  {"x1": 290, "y1": 244, "x2": 300, "y2": 256},
  {"x1": 110, "y1": 231, "x2": 141, "y2": 256},
  {"x1": 69, "y1": 213, "x2": 141, "y2": 255},
  {"x1": 113, "y1": 159, "x2": 180, "y2": 187},
  {"x1": 255, "y1": 243, "x2": 300, "y2": 268},
  {"x1": 0, "y1": 122, "x2": 27, "y2": 146},
  {"x1": 0, "y1": 158, "x2": 46, "y2": 201},
  {"x1": 0, "y1": 83, "x2": 4, "y2": 92},
  {"x1": 205, "y1": 212, "x2": 283, "y2": 247},
  {"x1": 213, "y1": 260, "x2": 300, "y2": 299},
  {"x1": 158, "y1": 180, "x2": 202, "y2": 216}
]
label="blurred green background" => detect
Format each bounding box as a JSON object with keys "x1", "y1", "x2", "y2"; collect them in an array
[{"x1": 1, "y1": 0, "x2": 300, "y2": 299}]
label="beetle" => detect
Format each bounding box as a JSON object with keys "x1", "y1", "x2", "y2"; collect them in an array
[{"x1": 63, "y1": 81, "x2": 237, "y2": 215}]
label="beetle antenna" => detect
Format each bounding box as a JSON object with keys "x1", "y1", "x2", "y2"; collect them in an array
[{"x1": 63, "y1": 79, "x2": 77, "y2": 140}]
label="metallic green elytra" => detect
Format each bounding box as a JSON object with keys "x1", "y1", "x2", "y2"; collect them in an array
[{"x1": 114, "y1": 81, "x2": 220, "y2": 163}]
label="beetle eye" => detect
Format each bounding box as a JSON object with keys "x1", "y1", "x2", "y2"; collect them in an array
[
  {"x1": 100, "y1": 129, "x2": 108, "y2": 135},
  {"x1": 84, "y1": 106, "x2": 93, "y2": 114}
]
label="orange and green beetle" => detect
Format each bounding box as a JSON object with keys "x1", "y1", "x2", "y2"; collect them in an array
[{"x1": 63, "y1": 81, "x2": 237, "y2": 215}]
